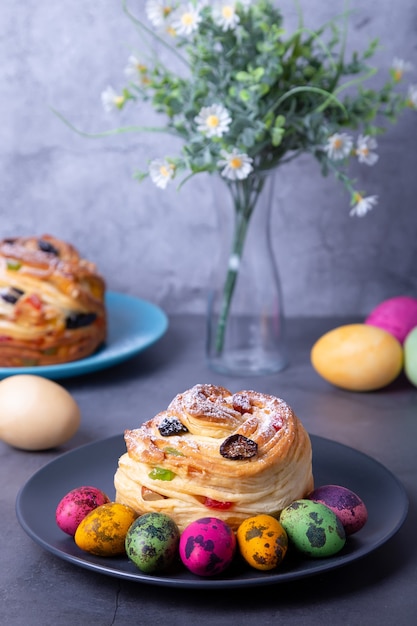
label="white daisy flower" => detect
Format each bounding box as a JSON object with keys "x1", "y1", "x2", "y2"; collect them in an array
[
  {"x1": 101, "y1": 86, "x2": 125, "y2": 112},
  {"x1": 145, "y1": 0, "x2": 175, "y2": 28},
  {"x1": 349, "y1": 193, "x2": 378, "y2": 217},
  {"x1": 391, "y1": 57, "x2": 413, "y2": 82},
  {"x1": 171, "y1": 3, "x2": 202, "y2": 36},
  {"x1": 149, "y1": 159, "x2": 175, "y2": 189},
  {"x1": 323, "y1": 133, "x2": 354, "y2": 160},
  {"x1": 124, "y1": 56, "x2": 150, "y2": 86},
  {"x1": 355, "y1": 134, "x2": 379, "y2": 166},
  {"x1": 407, "y1": 84, "x2": 417, "y2": 108},
  {"x1": 213, "y1": 3, "x2": 240, "y2": 31},
  {"x1": 218, "y1": 148, "x2": 254, "y2": 180},
  {"x1": 195, "y1": 104, "x2": 232, "y2": 138}
]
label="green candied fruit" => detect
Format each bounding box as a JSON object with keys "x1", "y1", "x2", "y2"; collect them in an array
[
  {"x1": 6, "y1": 259, "x2": 22, "y2": 271},
  {"x1": 21, "y1": 358, "x2": 39, "y2": 366},
  {"x1": 163, "y1": 447, "x2": 184, "y2": 457},
  {"x1": 42, "y1": 347, "x2": 58, "y2": 355},
  {"x1": 148, "y1": 467, "x2": 176, "y2": 481}
]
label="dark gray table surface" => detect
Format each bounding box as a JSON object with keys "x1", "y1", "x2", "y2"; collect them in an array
[{"x1": 1, "y1": 315, "x2": 416, "y2": 626}]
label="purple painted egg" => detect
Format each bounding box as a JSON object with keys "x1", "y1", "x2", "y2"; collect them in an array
[
  {"x1": 308, "y1": 485, "x2": 368, "y2": 536},
  {"x1": 365, "y1": 296, "x2": 417, "y2": 344},
  {"x1": 55, "y1": 486, "x2": 110, "y2": 536},
  {"x1": 179, "y1": 517, "x2": 236, "y2": 576}
]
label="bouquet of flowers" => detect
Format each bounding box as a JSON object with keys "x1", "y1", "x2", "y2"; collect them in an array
[
  {"x1": 58, "y1": 0, "x2": 416, "y2": 368},
  {"x1": 95, "y1": 0, "x2": 416, "y2": 217}
]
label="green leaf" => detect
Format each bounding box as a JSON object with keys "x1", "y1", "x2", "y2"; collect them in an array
[
  {"x1": 252, "y1": 67, "x2": 265, "y2": 81},
  {"x1": 236, "y1": 71, "x2": 251, "y2": 82},
  {"x1": 239, "y1": 89, "x2": 251, "y2": 102},
  {"x1": 271, "y1": 127, "x2": 284, "y2": 146}
]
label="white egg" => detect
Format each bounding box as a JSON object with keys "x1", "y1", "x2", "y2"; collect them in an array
[{"x1": 0, "y1": 374, "x2": 80, "y2": 450}]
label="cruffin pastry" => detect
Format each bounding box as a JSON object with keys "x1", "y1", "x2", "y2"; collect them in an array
[
  {"x1": 114, "y1": 384, "x2": 313, "y2": 532},
  {"x1": 0, "y1": 234, "x2": 106, "y2": 366}
]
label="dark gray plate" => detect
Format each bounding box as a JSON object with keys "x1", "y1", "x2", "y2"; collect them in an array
[{"x1": 15, "y1": 434, "x2": 408, "y2": 588}]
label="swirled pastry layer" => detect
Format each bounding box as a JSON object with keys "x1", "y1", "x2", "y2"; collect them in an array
[
  {"x1": 0, "y1": 234, "x2": 106, "y2": 366},
  {"x1": 114, "y1": 384, "x2": 313, "y2": 532}
]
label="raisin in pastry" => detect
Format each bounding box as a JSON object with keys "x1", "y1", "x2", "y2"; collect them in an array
[{"x1": 0, "y1": 234, "x2": 106, "y2": 366}]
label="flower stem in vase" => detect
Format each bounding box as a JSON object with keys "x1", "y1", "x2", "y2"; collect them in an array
[{"x1": 214, "y1": 176, "x2": 264, "y2": 355}]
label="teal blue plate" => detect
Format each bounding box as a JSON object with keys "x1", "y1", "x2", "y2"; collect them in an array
[{"x1": 0, "y1": 291, "x2": 168, "y2": 379}]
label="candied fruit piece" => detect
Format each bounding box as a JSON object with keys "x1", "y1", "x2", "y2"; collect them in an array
[{"x1": 232, "y1": 392, "x2": 252, "y2": 414}]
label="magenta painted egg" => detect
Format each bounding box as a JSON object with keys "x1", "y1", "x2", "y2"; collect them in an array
[
  {"x1": 55, "y1": 486, "x2": 110, "y2": 536},
  {"x1": 308, "y1": 484, "x2": 368, "y2": 536},
  {"x1": 365, "y1": 296, "x2": 417, "y2": 344},
  {"x1": 179, "y1": 517, "x2": 236, "y2": 576}
]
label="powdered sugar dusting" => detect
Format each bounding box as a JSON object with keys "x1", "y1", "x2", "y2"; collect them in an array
[{"x1": 125, "y1": 385, "x2": 296, "y2": 463}]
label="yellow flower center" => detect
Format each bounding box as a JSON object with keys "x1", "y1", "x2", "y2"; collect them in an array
[
  {"x1": 394, "y1": 69, "x2": 403, "y2": 82},
  {"x1": 160, "y1": 165, "x2": 172, "y2": 178},
  {"x1": 222, "y1": 6, "x2": 234, "y2": 19},
  {"x1": 230, "y1": 157, "x2": 243, "y2": 169},
  {"x1": 163, "y1": 7, "x2": 172, "y2": 17},
  {"x1": 182, "y1": 12, "x2": 194, "y2": 26},
  {"x1": 353, "y1": 192, "x2": 363, "y2": 204},
  {"x1": 206, "y1": 115, "x2": 220, "y2": 128},
  {"x1": 333, "y1": 138, "x2": 343, "y2": 149},
  {"x1": 114, "y1": 95, "x2": 125, "y2": 107}
]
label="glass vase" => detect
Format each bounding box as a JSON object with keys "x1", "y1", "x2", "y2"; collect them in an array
[{"x1": 206, "y1": 172, "x2": 288, "y2": 376}]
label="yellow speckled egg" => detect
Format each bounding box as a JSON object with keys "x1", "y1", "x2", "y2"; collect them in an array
[
  {"x1": 311, "y1": 324, "x2": 403, "y2": 391},
  {"x1": 74, "y1": 502, "x2": 138, "y2": 556},
  {"x1": 237, "y1": 514, "x2": 288, "y2": 571}
]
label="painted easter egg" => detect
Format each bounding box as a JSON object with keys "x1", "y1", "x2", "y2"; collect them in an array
[
  {"x1": 179, "y1": 517, "x2": 236, "y2": 576},
  {"x1": 55, "y1": 486, "x2": 110, "y2": 536},
  {"x1": 404, "y1": 326, "x2": 417, "y2": 387},
  {"x1": 280, "y1": 499, "x2": 346, "y2": 557},
  {"x1": 311, "y1": 324, "x2": 403, "y2": 391},
  {"x1": 125, "y1": 512, "x2": 180, "y2": 574},
  {"x1": 365, "y1": 296, "x2": 417, "y2": 344},
  {"x1": 74, "y1": 502, "x2": 138, "y2": 556},
  {"x1": 236, "y1": 514, "x2": 288, "y2": 571},
  {"x1": 307, "y1": 485, "x2": 368, "y2": 535}
]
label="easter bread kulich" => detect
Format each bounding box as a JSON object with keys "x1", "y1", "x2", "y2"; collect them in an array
[
  {"x1": 114, "y1": 384, "x2": 313, "y2": 532},
  {"x1": 0, "y1": 235, "x2": 106, "y2": 366}
]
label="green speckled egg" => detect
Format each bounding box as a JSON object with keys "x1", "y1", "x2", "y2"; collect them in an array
[
  {"x1": 125, "y1": 512, "x2": 180, "y2": 573},
  {"x1": 280, "y1": 499, "x2": 346, "y2": 557}
]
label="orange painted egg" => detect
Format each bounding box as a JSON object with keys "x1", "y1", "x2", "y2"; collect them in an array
[
  {"x1": 311, "y1": 324, "x2": 403, "y2": 391},
  {"x1": 237, "y1": 514, "x2": 288, "y2": 571},
  {"x1": 74, "y1": 502, "x2": 138, "y2": 556}
]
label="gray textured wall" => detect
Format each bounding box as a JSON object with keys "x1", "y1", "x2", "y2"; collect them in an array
[{"x1": 1, "y1": 0, "x2": 416, "y2": 316}]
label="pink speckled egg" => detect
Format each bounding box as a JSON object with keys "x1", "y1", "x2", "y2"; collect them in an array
[
  {"x1": 308, "y1": 485, "x2": 368, "y2": 536},
  {"x1": 365, "y1": 296, "x2": 417, "y2": 344},
  {"x1": 179, "y1": 517, "x2": 236, "y2": 576},
  {"x1": 55, "y1": 486, "x2": 110, "y2": 536}
]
